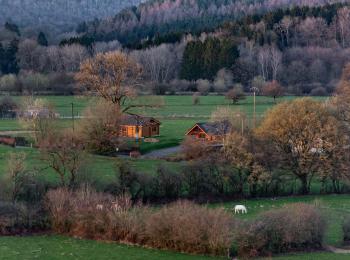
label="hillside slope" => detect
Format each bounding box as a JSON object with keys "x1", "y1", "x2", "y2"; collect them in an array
[
  {"x1": 79, "y1": 0, "x2": 347, "y2": 45},
  {"x1": 0, "y1": 0, "x2": 146, "y2": 33}
]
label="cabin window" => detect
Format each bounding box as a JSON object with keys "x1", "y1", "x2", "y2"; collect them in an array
[
  {"x1": 152, "y1": 126, "x2": 157, "y2": 132},
  {"x1": 199, "y1": 133, "x2": 206, "y2": 138},
  {"x1": 121, "y1": 127, "x2": 127, "y2": 136}
]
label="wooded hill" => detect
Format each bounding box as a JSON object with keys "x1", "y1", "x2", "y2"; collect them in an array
[
  {"x1": 76, "y1": 0, "x2": 347, "y2": 46},
  {"x1": 0, "y1": 0, "x2": 145, "y2": 36}
]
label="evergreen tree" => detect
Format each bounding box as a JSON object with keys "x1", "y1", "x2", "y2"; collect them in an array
[
  {"x1": 2, "y1": 40, "x2": 19, "y2": 74},
  {"x1": 4, "y1": 22, "x2": 20, "y2": 36},
  {"x1": 0, "y1": 43, "x2": 4, "y2": 74},
  {"x1": 37, "y1": 32, "x2": 48, "y2": 46}
]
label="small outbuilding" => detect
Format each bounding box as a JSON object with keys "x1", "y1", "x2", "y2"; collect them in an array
[
  {"x1": 185, "y1": 121, "x2": 231, "y2": 141},
  {"x1": 120, "y1": 114, "x2": 160, "y2": 138}
]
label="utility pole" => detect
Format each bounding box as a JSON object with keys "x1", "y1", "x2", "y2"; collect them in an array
[
  {"x1": 71, "y1": 102, "x2": 75, "y2": 131},
  {"x1": 250, "y1": 87, "x2": 259, "y2": 129}
]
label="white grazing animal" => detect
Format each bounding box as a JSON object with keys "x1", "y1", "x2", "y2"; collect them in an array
[
  {"x1": 234, "y1": 205, "x2": 247, "y2": 214},
  {"x1": 96, "y1": 204, "x2": 104, "y2": 210}
]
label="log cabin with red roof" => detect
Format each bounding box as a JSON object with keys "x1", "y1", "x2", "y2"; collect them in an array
[
  {"x1": 185, "y1": 121, "x2": 231, "y2": 142},
  {"x1": 120, "y1": 114, "x2": 160, "y2": 138}
]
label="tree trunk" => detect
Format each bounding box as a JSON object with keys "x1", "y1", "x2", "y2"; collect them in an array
[{"x1": 299, "y1": 176, "x2": 309, "y2": 194}]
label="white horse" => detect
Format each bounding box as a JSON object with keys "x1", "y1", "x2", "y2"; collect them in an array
[{"x1": 234, "y1": 205, "x2": 247, "y2": 214}]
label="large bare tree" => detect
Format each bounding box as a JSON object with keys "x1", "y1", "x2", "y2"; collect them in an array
[{"x1": 75, "y1": 51, "x2": 142, "y2": 112}]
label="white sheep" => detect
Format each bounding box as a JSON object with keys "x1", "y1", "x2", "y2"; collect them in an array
[{"x1": 96, "y1": 204, "x2": 104, "y2": 210}]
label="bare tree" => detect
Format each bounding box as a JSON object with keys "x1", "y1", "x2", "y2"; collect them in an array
[
  {"x1": 262, "y1": 80, "x2": 284, "y2": 102},
  {"x1": 270, "y1": 47, "x2": 282, "y2": 80},
  {"x1": 336, "y1": 7, "x2": 350, "y2": 48},
  {"x1": 258, "y1": 47, "x2": 270, "y2": 81},
  {"x1": 61, "y1": 44, "x2": 89, "y2": 72},
  {"x1": 2, "y1": 152, "x2": 29, "y2": 202},
  {"x1": 75, "y1": 51, "x2": 142, "y2": 111},
  {"x1": 131, "y1": 44, "x2": 180, "y2": 87},
  {"x1": 225, "y1": 85, "x2": 245, "y2": 104},
  {"x1": 39, "y1": 129, "x2": 85, "y2": 188}
]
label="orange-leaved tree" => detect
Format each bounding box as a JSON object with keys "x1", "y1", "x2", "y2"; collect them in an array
[{"x1": 256, "y1": 98, "x2": 349, "y2": 194}]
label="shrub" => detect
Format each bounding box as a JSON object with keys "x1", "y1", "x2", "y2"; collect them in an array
[
  {"x1": 192, "y1": 92, "x2": 200, "y2": 105},
  {"x1": 234, "y1": 203, "x2": 325, "y2": 258},
  {"x1": 342, "y1": 215, "x2": 350, "y2": 243},
  {"x1": 181, "y1": 136, "x2": 211, "y2": 160},
  {"x1": 0, "y1": 201, "x2": 48, "y2": 235},
  {"x1": 310, "y1": 86, "x2": 328, "y2": 96},
  {"x1": 46, "y1": 187, "x2": 146, "y2": 240},
  {"x1": 0, "y1": 96, "x2": 17, "y2": 118},
  {"x1": 152, "y1": 164, "x2": 183, "y2": 200},
  {"x1": 46, "y1": 188, "x2": 235, "y2": 256},
  {"x1": 145, "y1": 201, "x2": 234, "y2": 255}
]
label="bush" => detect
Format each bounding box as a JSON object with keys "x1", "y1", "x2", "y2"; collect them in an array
[
  {"x1": 46, "y1": 187, "x2": 146, "y2": 240},
  {"x1": 0, "y1": 96, "x2": 17, "y2": 118},
  {"x1": 0, "y1": 201, "x2": 48, "y2": 235},
  {"x1": 46, "y1": 188, "x2": 235, "y2": 256},
  {"x1": 342, "y1": 215, "x2": 350, "y2": 243},
  {"x1": 145, "y1": 201, "x2": 234, "y2": 255},
  {"x1": 192, "y1": 92, "x2": 200, "y2": 105},
  {"x1": 181, "y1": 136, "x2": 211, "y2": 160},
  {"x1": 310, "y1": 86, "x2": 328, "y2": 96},
  {"x1": 234, "y1": 203, "x2": 325, "y2": 258},
  {"x1": 152, "y1": 164, "x2": 183, "y2": 200}
]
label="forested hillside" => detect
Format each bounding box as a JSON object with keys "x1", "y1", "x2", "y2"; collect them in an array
[
  {"x1": 78, "y1": 0, "x2": 347, "y2": 46},
  {"x1": 2, "y1": 1, "x2": 350, "y2": 96},
  {"x1": 0, "y1": 0, "x2": 145, "y2": 36}
]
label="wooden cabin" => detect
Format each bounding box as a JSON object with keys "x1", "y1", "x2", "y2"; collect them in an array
[
  {"x1": 120, "y1": 114, "x2": 160, "y2": 138},
  {"x1": 185, "y1": 121, "x2": 231, "y2": 141}
]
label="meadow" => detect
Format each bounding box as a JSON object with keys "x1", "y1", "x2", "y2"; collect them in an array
[
  {"x1": 0, "y1": 95, "x2": 327, "y2": 153},
  {"x1": 1, "y1": 194, "x2": 350, "y2": 260}
]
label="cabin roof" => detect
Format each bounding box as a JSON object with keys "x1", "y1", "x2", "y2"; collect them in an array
[
  {"x1": 186, "y1": 121, "x2": 231, "y2": 136},
  {"x1": 120, "y1": 114, "x2": 160, "y2": 126}
]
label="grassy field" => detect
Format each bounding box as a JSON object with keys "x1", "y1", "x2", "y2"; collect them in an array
[
  {"x1": 1, "y1": 193, "x2": 350, "y2": 260},
  {"x1": 0, "y1": 236, "x2": 349, "y2": 260},
  {"x1": 9, "y1": 95, "x2": 322, "y2": 118},
  {"x1": 0, "y1": 95, "x2": 327, "y2": 152},
  {"x1": 0, "y1": 235, "x2": 216, "y2": 260},
  {"x1": 0, "y1": 144, "x2": 182, "y2": 187}
]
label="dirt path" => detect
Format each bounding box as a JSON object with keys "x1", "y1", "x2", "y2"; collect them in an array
[
  {"x1": 325, "y1": 245, "x2": 350, "y2": 254},
  {"x1": 141, "y1": 146, "x2": 181, "y2": 159}
]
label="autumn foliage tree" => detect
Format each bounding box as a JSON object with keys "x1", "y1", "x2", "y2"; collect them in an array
[
  {"x1": 332, "y1": 63, "x2": 350, "y2": 130},
  {"x1": 223, "y1": 131, "x2": 254, "y2": 195},
  {"x1": 256, "y1": 98, "x2": 349, "y2": 194},
  {"x1": 262, "y1": 80, "x2": 284, "y2": 102},
  {"x1": 225, "y1": 86, "x2": 245, "y2": 104},
  {"x1": 77, "y1": 101, "x2": 123, "y2": 154},
  {"x1": 75, "y1": 51, "x2": 142, "y2": 111}
]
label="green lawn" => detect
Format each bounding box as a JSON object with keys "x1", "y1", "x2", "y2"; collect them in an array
[
  {"x1": 0, "y1": 235, "x2": 217, "y2": 260},
  {"x1": 0, "y1": 145, "x2": 181, "y2": 187},
  {"x1": 0, "y1": 95, "x2": 328, "y2": 152},
  {"x1": 0, "y1": 234, "x2": 349, "y2": 260}
]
